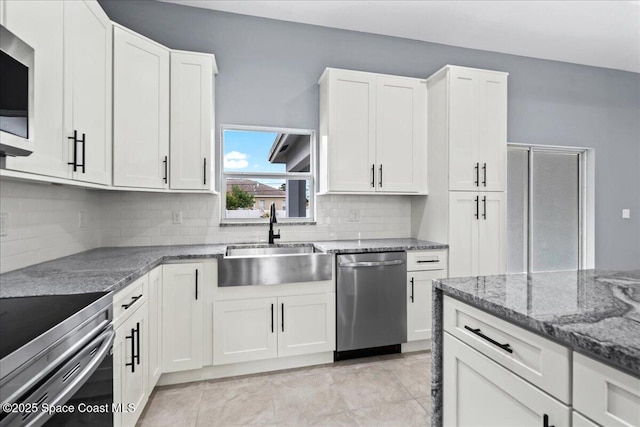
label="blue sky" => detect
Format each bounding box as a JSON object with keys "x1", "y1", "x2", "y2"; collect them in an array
[{"x1": 223, "y1": 130, "x2": 285, "y2": 174}]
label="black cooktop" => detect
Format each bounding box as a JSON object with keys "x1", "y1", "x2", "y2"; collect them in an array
[{"x1": 0, "y1": 292, "x2": 107, "y2": 360}]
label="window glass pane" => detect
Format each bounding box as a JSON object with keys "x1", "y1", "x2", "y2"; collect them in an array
[
  {"x1": 531, "y1": 152, "x2": 579, "y2": 272},
  {"x1": 507, "y1": 149, "x2": 529, "y2": 273},
  {"x1": 225, "y1": 178, "x2": 311, "y2": 219}
]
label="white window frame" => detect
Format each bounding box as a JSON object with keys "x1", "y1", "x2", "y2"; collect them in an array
[
  {"x1": 508, "y1": 143, "x2": 595, "y2": 271},
  {"x1": 220, "y1": 124, "x2": 316, "y2": 224}
]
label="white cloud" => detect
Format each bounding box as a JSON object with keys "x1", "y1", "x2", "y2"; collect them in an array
[{"x1": 224, "y1": 151, "x2": 249, "y2": 169}]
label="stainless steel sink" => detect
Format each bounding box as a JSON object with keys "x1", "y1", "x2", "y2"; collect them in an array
[
  {"x1": 225, "y1": 243, "x2": 316, "y2": 257},
  {"x1": 219, "y1": 243, "x2": 332, "y2": 287}
]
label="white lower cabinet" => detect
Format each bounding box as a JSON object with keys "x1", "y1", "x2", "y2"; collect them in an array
[
  {"x1": 443, "y1": 333, "x2": 570, "y2": 427},
  {"x1": 113, "y1": 301, "x2": 149, "y2": 427},
  {"x1": 573, "y1": 352, "x2": 640, "y2": 427},
  {"x1": 213, "y1": 293, "x2": 336, "y2": 365},
  {"x1": 162, "y1": 263, "x2": 203, "y2": 372},
  {"x1": 278, "y1": 293, "x2": 336, "y2": 357},
  {"x1": 147, "y1": 266, "x2": 162, "y2": 390},
  {"x1": 406, "y1": 249, "x2": 448, "y2": 342}
]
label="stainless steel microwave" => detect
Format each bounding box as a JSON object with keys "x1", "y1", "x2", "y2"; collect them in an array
[{"x1": 0, "y1": 24, "x2": 34, "y2": 157}]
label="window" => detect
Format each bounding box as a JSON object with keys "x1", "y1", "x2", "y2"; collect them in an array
[
  {"x1": 507, "y1": 144, "x2": 594, "y2": 273},
  {"x1": 221, "y1": 126, "x2": 315, "y2": 222}
]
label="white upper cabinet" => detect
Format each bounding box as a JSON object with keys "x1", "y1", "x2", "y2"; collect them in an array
[
  {"x1": 446, "y1": 66, "x2": 507, "y2": 192},
  {"x1": 63, "y1": 0, "x2": 112, "y2": 185},
  {"x1": 113, "y1": 25, "x2": 170, "y2": 189},
  {"x1": 169, "y1": 51, "x2": 217, "y2": 190},
  {"x1": 5, "y1": 0, "x2": 112, "y2": 185},
  {"x1": 4, "y1": 1, "x2": 66, "y2": 178},
  {"x1": 318, "y1": 68, "x2": 427, "y2": 194}
]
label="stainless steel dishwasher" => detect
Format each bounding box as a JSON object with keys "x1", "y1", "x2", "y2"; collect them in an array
[{"x1": 336, "y1": 252, "x2": 407, "y2": 360}]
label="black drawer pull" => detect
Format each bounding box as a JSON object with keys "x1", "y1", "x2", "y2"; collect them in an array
[
  {"x1": 416, "y1": 260, "x2": 438, "y2": 263},
  {"x1": 121, "y1": 294, "x2": 142, "y2": 310},
  {"x1": 464, "y1": 325, "x2": 513, "y2": 353},
  {"x1": 543, "y1": 414, "x2": 554, "y2": 427}
]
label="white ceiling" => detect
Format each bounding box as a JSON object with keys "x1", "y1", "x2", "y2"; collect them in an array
[{"x1": 158, "y1": 0, "x2": 640, "y2": 73}]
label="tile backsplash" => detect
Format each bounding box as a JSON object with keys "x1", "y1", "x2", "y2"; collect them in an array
[
  {"x1": 0, "y1": 180, "x2": 412, "y2": 273},
  {"x1": 0, "y1": 180, "x2": 103, "y2": 273}
]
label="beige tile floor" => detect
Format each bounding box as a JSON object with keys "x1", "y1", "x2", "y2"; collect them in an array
[{"x1": 137, "y1": 351, "x2": 432, "y2": 427}]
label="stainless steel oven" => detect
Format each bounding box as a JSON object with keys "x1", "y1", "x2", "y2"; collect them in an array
[{"x1": 0, "y1": 292, "x2": 114, "y2": 427}]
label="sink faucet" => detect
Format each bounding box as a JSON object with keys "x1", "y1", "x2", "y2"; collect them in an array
[{"x1": 268, "y1": 203, "x2": 280, "y2": 244}]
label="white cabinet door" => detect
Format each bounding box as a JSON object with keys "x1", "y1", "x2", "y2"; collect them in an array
[
  {"x1": 477, "y1": 72, "x2": 507, "y2": 192},
  {"x1": 213, "y1": 297, "x2": 278, "y2": 365},
  {"x1": 64, "y1": 0, "x2": 113, "y2": 185},
  {"x1": 113, "y1": 26, "x2": 169, "y2": 189},
  {"x1": 4, "y1": 1, "x2": 68, "y2": 178},
  {"x1": 478, "y1": 192, "x2": 506, "y2": 276},
  {"x1": 147, "y1": 266, "x2": 162, "y2": 390},
  {"x1": 170, "y1": 51, "x2": 215, "y2": 190},
  {"x1": 444, "y1": 333, "x2": 571, "y2": 427},
  {"x1": 63, "y1": 0, "x2": 112, "y2": 185},
  {"x1": 448, "y1": 192, "x2": 480, "y2": 278},
  {"x1": 326, "y1": 69, "x2": 377, "y2": 193},
  {"x1": 113, "y1": 301, "x2": 148, "y2": 427},
  {"x1": 448, "y1": 67, "x2": 507, "y2": 192},
  {"x1": 407, "y1": 270, "x2": 445, "y2": 341},
  {"x1": 277, "y1": 293, "x2": 336, "y2": 357},
  {"x1": 448, "y1": 67, "x2": 479, "y2": 192},
  {"x1": 375, "y1": 76, "x2": 426, "y2": 193},
  {"x1": 162, "y1": 263, "x2": 203, "y2": 372}
]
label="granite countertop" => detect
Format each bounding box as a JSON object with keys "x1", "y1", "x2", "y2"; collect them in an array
[
  {"x1": 313, "y1": 238, "x2": 447, "y2": 254},
  {"x1": 0, "y1": 238, "x2": 446, "y2": 298},
  {"x1": 434, "y1": 269, "x2": 640, "y2": 376}
]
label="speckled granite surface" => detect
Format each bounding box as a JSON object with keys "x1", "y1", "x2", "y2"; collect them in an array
[
  {"x1": 313, "y1": 238, "x2": 447, "y2": 254},
  {"x1": 431, "y1": 269, "x2": 640, "y2": 426},
  {"x1": 0, "y1": 239, "x2": 447, "y2": 298},
  {"x1": 0, "y1": 245, "x2": 227, "y2": 298}
]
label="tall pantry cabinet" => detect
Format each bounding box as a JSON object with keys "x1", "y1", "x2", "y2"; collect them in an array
[{"x1": 415, "y1": 65, "x2": 508, "y2": 278}]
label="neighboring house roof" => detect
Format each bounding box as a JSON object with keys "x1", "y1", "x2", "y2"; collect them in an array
[{"x1": 226, "y1": 178, "x2": 285, "y2": 197}]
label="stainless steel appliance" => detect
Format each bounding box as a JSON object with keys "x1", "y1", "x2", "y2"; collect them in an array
[
  {"x1": 336, "y1": 252, "x2": 407, "y2": 359},
  {"x1": 0, "y1": 292, "x2": 114, "y2": 427},
  {"x1": 0, "y1": 25, "x2": 34, "y2": 157}
]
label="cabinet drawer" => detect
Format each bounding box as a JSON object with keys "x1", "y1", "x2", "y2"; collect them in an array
[
  {"x1": 407, "y1": 249, "x2": 447, "y2": 271},
  {"x1": 444, "y1": 296, "x2": 571, "y2": 403},
  {"x1": 573, "y1": 353, "x2": 640, "y2": 427},
  {"x1": 113, "y1": 274, "x2": 148, "y2": 326}
]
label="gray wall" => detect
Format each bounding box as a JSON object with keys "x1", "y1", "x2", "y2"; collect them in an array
[{"x1": 99, "y1": 0, "x2": 640, "y2": 270}]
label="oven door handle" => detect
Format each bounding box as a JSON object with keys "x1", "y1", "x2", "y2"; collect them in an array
[{"x1": 26, "y1": 328, "x2": 115, "y2": 427}]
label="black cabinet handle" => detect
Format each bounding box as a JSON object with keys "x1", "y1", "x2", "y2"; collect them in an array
[
  {"x1": 135, "y1": 322, "x2": 141, "y2": 365},
  {"x1": 371, "y1": 164, "x2": 375, "y2": 188},
  {"x1": 195, "y1": 269, "x2": 199, "y2": 300},
  {"x1": 281, "y1": 303, "x2": 285, "y2": 332},
  {"x1": 474, "y1": 196, "x2": 479, "y2": 219},
  {"x1": 482, "y1": 196, "x2": 487, "y2": 220},
  {"x1": 203, "y1": 158, "x2": 207, "y2": 185},
  {"x1": 163, "y1": 156, "x2": 168, "y2": 184},
  {"x1": 121, "y1": 294, "x2": 142, "y2": 310},
  {"x1": 125, "y1": 328, "x2": 135, "y2": 373},
  {"x1": 464, "y1": 325, "x2": 513, "y2": 353},
  {"x1": 67, "y1": 130, "x2": 78, "y2": 172},
  {"x1": 482, "y1": 162, "x2": 487, "y2": 186},
  {"x1": 379, "y1": 164, "x2": 383, "y2": 187},
  {"x1": 410, "y1": 277, "x2": 414, "y2": 303},
  {"x1": 78, "y1": 133, "x2": 86, "y2": 174},
  {"x1": 417, "y1": 259, "x2": 438, "y2": 263},
  {"x1": 474, "y1": 162, "x2": 479, "y2": 186},
  {"x1": 271, "y1": 304, "x2": 274, "y2": 333},
  {"x1": 543, "y1": 414, "x2": 554, "y2": 427}
]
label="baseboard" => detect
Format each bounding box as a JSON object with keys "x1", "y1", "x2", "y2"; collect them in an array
[
  {"x1": 401, "y1": 339, "x2": 431, "y2": 353},
  {"x1": 157, "y1": 351, "x2": 334, "y2": 386}
]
